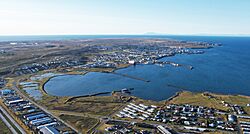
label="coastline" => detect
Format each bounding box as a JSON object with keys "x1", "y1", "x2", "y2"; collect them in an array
[
  {"x1": 40, "y1": 71, "x2": 88, "y2": 96},
  {"x1": 165, "y1": 90, "x2": 183, "y2": 102},
  {"x1": 39, "y1": 44, "x2": 216, "y2": 101}
]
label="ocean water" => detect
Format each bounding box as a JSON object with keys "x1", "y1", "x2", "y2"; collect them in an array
[
  {"x1": 0, "y1": 35, "x2": 175, "y2": 41},
  {"x1": 1, "y1": 35, "x2": 249, "y2": 101}
]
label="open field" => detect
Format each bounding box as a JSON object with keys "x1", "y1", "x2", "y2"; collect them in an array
[
  {"x1": 168, "y1": 91, "x2": 229, "y2": 111},
  {"x1": 0, "y1": 40, "x2": 89, "y2": 66},
  {"x1": 58, "y1": 114, "x2": 99, "y2": 133},
  {"x1": 38, "y1": 95, "x2": 129, "y2": 116},
  {"x1": 132, "y1": 97, "x2": 164, "y2": 107},
  {"x1": 83, "y1": 67, "x2": 116, "y2": 73},
  {"x1": 35, "y1": 95, "x2": 130, "y2": 133},
  {"x1": 212, "y1": 93, "x2": 250, "y2": 114}
]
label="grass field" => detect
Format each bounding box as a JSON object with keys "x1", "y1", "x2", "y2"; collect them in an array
[
  {"x1": 212, "y1": 93, "x2": 250, "y2": 114},
  {"x1": 38, "y1": 95, "x2": 128, "y2": 116},
  {"x1": 0, "y1": 119, "x2": 11, "y2": 134},
  {"x1": 169, "y1": 91, "x2": 250, "y2": 114},
  {"x1": 59, "y1": 114, "x2": 99, "y2": 133},
  {"x1": 168, "y1": 91, "x2": 229, "y2": 111}
]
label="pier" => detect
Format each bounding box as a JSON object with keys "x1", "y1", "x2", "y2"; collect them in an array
[
  {"x1": 111, "y1": 72, "x2": 150, "y2": 82},
  {"x1": 166, "y1": 84, "x2": 189, "y2": 90},
  {"x1": 167, "y1": 84, "x2": 185, "y2": 89}
]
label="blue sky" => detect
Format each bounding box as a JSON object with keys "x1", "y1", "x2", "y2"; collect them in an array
[{"x1": 0, "y1": 0, "x2": 250, "y2": 35}]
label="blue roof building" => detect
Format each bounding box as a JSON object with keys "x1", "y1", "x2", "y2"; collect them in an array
[
  {"x1": 0, "y1": 89, "x2": 15, "y2": 96},
  {"x1": 39, "y1": 126, "x2": 60, "y2": 134}
]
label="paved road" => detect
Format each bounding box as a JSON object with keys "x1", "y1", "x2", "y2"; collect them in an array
[
  {"x1": 0, "y1": 105, "x2": 26, "y2": 134},
  {"x1": 0, "y1": 111, "x2": 18, "y2": 134},
  {"x1": 12, "y1": 81, "x2": 79, "y2": 133}
]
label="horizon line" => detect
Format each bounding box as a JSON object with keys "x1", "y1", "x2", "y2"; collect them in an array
[{"x1": 0, "y1": 33, "x2": 250, "y2": 37}]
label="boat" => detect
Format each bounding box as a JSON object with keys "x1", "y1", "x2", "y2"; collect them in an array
[{"x1": 121, "y1": 88, "x2": 134, "y2": 94}]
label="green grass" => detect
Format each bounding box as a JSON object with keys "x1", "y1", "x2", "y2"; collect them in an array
[
  {"x1": 0, "y1": 107, "x2": 22, "y2": 134},
  {"x1": 59, "y1": 114, "x2": 99, "y2": 133},
  {"x1": 169, "y1": 91, "x2": 250, "y2": 115},
  {"x1": 212, "y1": 94, "x2": 250, "y2": 114},
  {"x1": 0, "y1": 118, "x2": 12, "y2": 134},
  {"x1": 39, "y1": 95, "x2": 126, "y2": 116},
  {"x1": 169, "y1": 91, "x2": 229, "y2": 111}
]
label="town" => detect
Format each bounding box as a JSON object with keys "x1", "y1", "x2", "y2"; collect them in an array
[
  {"x1": 0, "y1": 0, "x2": 249, "y2": 133},
  {"x1": 0, "y1": 38, "x2": 217, "y2": 76},
  {"x1": 1, "y1": 38, "x2": 243, "y2": 134},
  {"x1": 105, "y1": 102, "x2": 250, "y2": 134},
  {"x1": 86, "y1": 44, "x2": 205, "y2": 68}
]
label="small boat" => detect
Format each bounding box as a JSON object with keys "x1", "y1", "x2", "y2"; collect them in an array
[{"x1": 121, "y1": 88, "x2": 134, "y2": 94}]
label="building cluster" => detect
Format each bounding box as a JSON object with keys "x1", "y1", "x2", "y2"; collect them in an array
[
  {"x1": 83, "y1": 61, "x2": 117, "y2": 68},
  {"x1": 104, "y1": 119, "x2": 173, "y2": 134},
  {"x1": 4, "y1": 39, "x2": 210, "y2": 77},
  {"x1": 14, "y1": 60, "x2": 82, "y2": 76},
  {"x1": 221, "y1": 101, "x2": 246, "y2": 114},
  {"x1": 239, "y1": 121, "x2": 250, "y2": 134},
  {"x1": 116, "y1": 103, "x2": 240, "y2": 133},
  {"x1": 221, "y1": 100, "x2": 247, "y2": 115},
  {"x1": 1, "y1": 39, "x2": 216, "y2": 78},
  {"x1": 19, "y1": 81, "x2": 43, "y2": 100},
  {"x1": 30, "y1": 73, "x2": 62, "y2": 81},
  {"x1": 0, "y1": 49, "x2": 9, "y2": 56},
  {"x1": 87, "y1": 44, "x2": 204, "y2": 68},
  {"x1": 159, "y1": 104, "x2": 237, "y2": 131},
  {"x1": 232, "y1": 105, "x2": 246, "y2": 115},
  {"x1": 0, "y1": 78, "x2": 5, "y2": 88},
  {"x1": 19, "y1": 81, "x2": 39, "y2": 91},
  {"x1": 116, "y1": 103, "x2": 157, "y2": 120},
  {"x1": 0, "y1": 49, "x2": 6, "y2": 53},
  {"x1": 105, "y1": 124, "x2": 135, "y2": 134},
  {"x1": 0, "y1": 89, "x2": 75, "y2": 134}
]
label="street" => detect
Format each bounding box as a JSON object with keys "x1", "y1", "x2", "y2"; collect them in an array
[{"x1": 0, "y1": 105, "x2": 26, "y2": 134}]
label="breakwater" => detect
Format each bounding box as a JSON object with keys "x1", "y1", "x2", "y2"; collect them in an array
[
  {"x1": 166, "y1": 91, "x2": 182, "y2": 101},
  {"x1": 166, "y1": 84, "x2": 189, "y2": 90},
  {"x1": 110, "y1": 72, "x2": 150, "y2": 82},
  {"x1": 65, "y1": 92, "x2": 111, "y2": 103},
  {"x1": 65, "y1": 88, "x2": 134, "y2": 103}
]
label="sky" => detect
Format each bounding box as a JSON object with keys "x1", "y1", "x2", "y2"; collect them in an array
[{"x1": 0, "y1": 0, "x2": 250, "y2": 35}]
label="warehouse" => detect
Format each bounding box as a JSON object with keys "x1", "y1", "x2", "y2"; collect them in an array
[
  {"x1": 39, "y1": 126, "x2": 60, "y2": 134},
  {"x1": 26, "y1": 113, "x2": 47, "y2": 121},
  {"x1": 0, "y1": 89, "x2": 15, "y2": 96}
]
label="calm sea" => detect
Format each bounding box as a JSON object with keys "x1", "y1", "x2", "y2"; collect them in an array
[{"x1": 1, "y1": 35, "x2": 249, "y2": 101}]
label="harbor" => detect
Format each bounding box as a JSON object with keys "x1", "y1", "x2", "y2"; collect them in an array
[{"x1": 152, "y1": 61, "x2": 193, "y2": 70}]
